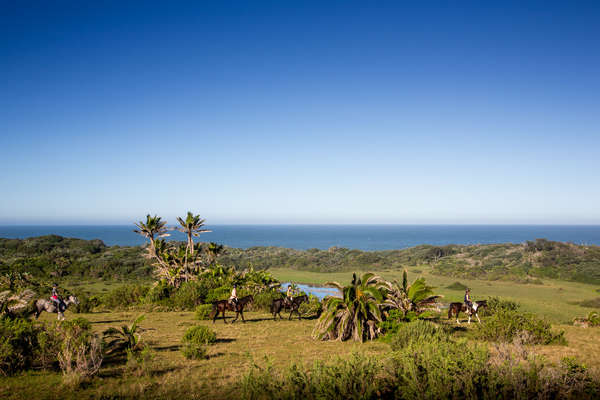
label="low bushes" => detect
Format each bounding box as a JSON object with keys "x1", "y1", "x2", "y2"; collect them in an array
[
  {"x1": 170, "y1": 281, "x2": 210, "y2": 310},
  {"x1": 485, "y1": 296, "x2": 520, "y2": 315},
  {"x1": 298, "y1": 294, "x2": 322, "y2": 318},
  {"x1": 0, "y1": 317, "x2": 40, "y2": 375},
  {"x1": 100, "y1": 284, "x2": 149, "y2": 309},
  {"x1": 475, "y1": 309, "x2": 566, "y2": 345},
  {"x1": 181, "y1": 325, "x2": 216, "y2": 360},
  {"x1": 384, "y1": 320, "x2": 452, "y2": 349},
  {"x1": 238, "y1": 341, "x2": 599, "y2": 399},
  {"x1": 195, "y1": 304, "x2": 213, "y2": 320},
  {"x1": 56, "y1": 318, "x2": 103, "y2": 386}
]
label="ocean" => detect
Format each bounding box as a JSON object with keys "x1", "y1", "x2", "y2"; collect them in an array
[{"x1": 1, "y1": 225, "x2": 600, "y2": 251}]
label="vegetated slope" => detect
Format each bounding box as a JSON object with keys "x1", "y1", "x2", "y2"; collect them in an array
[
  {"x1": 1, "y1": 236, "x2": 600, "y2": 285},
  {"x1": 219, "y1": 239, "x2": 600, "y2": 284},
  {"x1": 0, "y1": 235, "x2": 151, "y2": 280}
]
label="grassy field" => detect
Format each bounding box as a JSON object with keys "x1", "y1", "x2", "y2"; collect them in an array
[
  {"x1": 270, "y1": 266, "x2": 600, "y2": 323},
  {"x1": 2, "y1": 267, "x2": 600, "y2": 399}
]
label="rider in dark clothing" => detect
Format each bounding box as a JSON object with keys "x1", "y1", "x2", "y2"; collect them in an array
[{"x1": 464, "y1": 288, "x2": 473, "y2": 310}]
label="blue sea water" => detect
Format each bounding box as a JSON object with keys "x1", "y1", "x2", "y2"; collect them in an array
[{"x1": 1, "y1": 225, "x2": 600, "y2": 251}]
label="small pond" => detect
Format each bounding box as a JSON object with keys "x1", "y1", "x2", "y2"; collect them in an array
[{"x1": 280, "y1": 282, "x2": 341, "y2": 300}]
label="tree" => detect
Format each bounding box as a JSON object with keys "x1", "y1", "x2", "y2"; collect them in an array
[
  {"x1": 205, "y1": 242, "x2": 224, "y2": 266},
  {"x1": 133, "y1": 214, "x2": 170, "y2": 253},
  {"x1": 312, "y1": 272, "x2": 384, "y2": 342},
  {"x1": 176, "y1": 212, "x2": 211, "y2": 256}
]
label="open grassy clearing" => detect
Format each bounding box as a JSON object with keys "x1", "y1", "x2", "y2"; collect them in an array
[{"x1": 271, "y1": 267, "x2": 600, "y2": 323}]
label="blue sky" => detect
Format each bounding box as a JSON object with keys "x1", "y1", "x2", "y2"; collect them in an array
[{"x1": 1, "y1": 1, "x2": 599, "y2": 224}]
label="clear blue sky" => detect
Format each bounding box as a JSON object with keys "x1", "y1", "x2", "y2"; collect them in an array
[{"x1": 1, "y1": 1, "x2": 599, "y2": 225}]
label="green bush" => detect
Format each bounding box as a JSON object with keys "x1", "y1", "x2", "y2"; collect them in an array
[
  {"x1": 475, "y1": 310, "x2": 566, "y2": 345},
  {"x1": 298, "y1": 294, "x2": 322, "y2": 318},
  {"x1": 182, "y1": 325, "x2": 216, "y2": 345},
  {"x1": 0, "y1": 317, "x2": 40, "y2": 375},
  {"x1": 384, "y1": 319, "x2": 452, "y2": 349},
  {"x1": 446, "y1": 281, "x2": 468, "y2": 290},
  {"x1": 195, "y1": 304, "x2": 213, "y2": 320},
  {"x1": 485, "y1": 296, "x2": 520, "y2": 315},
  {"x1": 251, "y1": 290, "x2": 283, "y2": 312},
  {"x1": 181, "y1": 325, "x2": 216, "y2": 360},
  {"x1": 205, "y1": 286, "x2": 231, "y2": 304},
  {"x1": 170, "y1": 281, "x2": 209, "y2": 310},
  {"x1": 144, "y1": 280, "x2": 173, "y2": 304},
  {"x1": 71, "y1": 294, "x2": 99, "y2": 313},
  {"x1": 100, "y1": 284, "x2": 149, "y2": 309}
]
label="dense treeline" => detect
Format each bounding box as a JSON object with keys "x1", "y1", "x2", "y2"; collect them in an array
[{"x1": 1, "y1": 236, "x2": 600, "y2": 284}]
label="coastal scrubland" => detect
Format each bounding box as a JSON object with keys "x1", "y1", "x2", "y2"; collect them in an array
[{"x1": 1, "y1": 234, "x2": 600, "y2": 399}]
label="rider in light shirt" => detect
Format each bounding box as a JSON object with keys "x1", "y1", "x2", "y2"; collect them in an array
[{"x1": 229, "y1": 284, "x2": 238, "y2": 308}]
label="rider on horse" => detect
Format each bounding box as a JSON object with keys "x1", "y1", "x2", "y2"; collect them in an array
[
  {"x1": 284, "y1": 284, "x2": 293, "y2": 307},
  {"x1": 50, "y1": 283, "x2": 66, "y2": 311},
  {"x1": 464, "y1": 288, "x2": 473, "y2": 311},
  {"x1": 229, "y1": 284, "x2": 238, "y2": 309}
]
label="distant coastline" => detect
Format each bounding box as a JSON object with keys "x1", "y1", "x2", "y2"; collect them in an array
[{"x1": 1, "y1": 224, "x2": 600, "y2": 250}]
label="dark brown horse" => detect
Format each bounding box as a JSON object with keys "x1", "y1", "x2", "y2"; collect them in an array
[
  {"x1": 270, "y1": 294, "x2": 308, "y2": 320},
  {"x1": 448, "y1": 300, "x2": 487, "y2": 324},
  {"x1": 210, "y1": 295, "x2": 253, "y2": 324}
]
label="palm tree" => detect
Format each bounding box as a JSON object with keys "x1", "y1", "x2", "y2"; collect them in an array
[
  {"x1": 133, "y1": 214, "x2": 170, "y2": 251},
  {"x1": 176, "y1": 212, "x2": 211, "y2": 256},
  {"x1": 381, "y1": 269, "x2": 442, "y2": 319},
  {"x1": 312, "y1": 272, "x2": 384, "y2": 342}
]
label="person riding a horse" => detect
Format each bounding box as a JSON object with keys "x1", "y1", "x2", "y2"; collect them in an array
[
  {"x1": 50, "y1": 283, "x2": 66, "y2": 311},
  {"x1": 229, "y1": 284, "x2": 238, "y2": 309},
  {"x1": 464, "y1": 288, "x2": 473, "y2": 311},
  {"x1": 284, "y1": 285, "x2": 293, "y2": 306}
]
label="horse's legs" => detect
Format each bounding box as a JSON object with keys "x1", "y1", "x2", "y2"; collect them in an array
[
  {"x1": 456, "y1": 311, "x2": 461, "y2": 324},
  {"x1": 468, "y1": 313, "x2": 471, "y2": 324},
  {"x1": 222, "y1": 310, "x2": 227, "y2": 324},
  {"x1": 476, "y1": 312, "x2": 481, "y2": 323},
  {"x1": 241, "y1": 310, "x2": 245, "y2": 323}
]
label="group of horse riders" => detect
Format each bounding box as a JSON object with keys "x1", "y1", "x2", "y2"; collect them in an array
[{"x1": 228, "y1": 283, "x2": 294, "y2": 309}]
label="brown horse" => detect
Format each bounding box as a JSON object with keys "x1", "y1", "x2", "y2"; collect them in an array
[
  {"x1": 448, "y1": 300, "x2": 487, "y2": 324},
  {"x1": 270, "y1": 295, "x2": 308, "y2": 320},
  {"x1": 210, "y1": 294, "x2": 253, "y2": 324}
]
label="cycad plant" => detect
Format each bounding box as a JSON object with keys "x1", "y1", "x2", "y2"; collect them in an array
[
  {"x1": 103, "y1": 314, "x2": 146, "y2": 355},
  {"x1": 312, "y1": 272, "x2": 384, "y2": 342},
  {"x1": 381, "y1": 269, "x2": 442, "y2": 320}
]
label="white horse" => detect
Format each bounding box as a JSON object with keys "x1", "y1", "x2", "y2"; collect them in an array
[{"x1": 35, "y1": 295, "x2": 79, "y2": 320}]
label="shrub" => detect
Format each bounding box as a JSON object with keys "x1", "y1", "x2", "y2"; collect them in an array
[
  {"x1": 0, "y1": 317, "x2": 39, "y2": 375},
  {"x1": 298, "y1": 294, "x2": 322, "y2": 318},
  {"x1": 56, "y1": 317, "x2": 103, "y2": 386},
  {"x1": 195, "y1": 304, "x2": 213, "y2": 320},
  {"x1": 250, "y1": 290, "x2": 282, "y2": 312},
  {"x1": 181, "y1": 325, "x2": 216, "y2": 360},
  {"x1": 100, "y1": 284, "x2": 149, "y2": 309},
  {"x1": 384, "y1": 319, "x2": 452, "y2": 349},
  {"x1": 578, "y1": 297, "x2": 600, "y2": 308},
  {"x1": 144, "y1": 280, "x2": 173, "y2": 304},
  {"x1": 446, "y1": 281, "x2": 468, "y2": 290},
  {"x1": 71, "y1": 294, "x2": 99, "y2": 313},
  {"x1": 183, "y1": 325, "x2": 216, "y2": 345},
  {"x1": 240, "y1": 352, "x2": 381, "y2": 400},
  {"x1": 475, "y1": 310, "x2": 566, "y2": 345},
  {"x1": 485, "y1": 296, "x2": 520, "y2": 315},
  {"x1": 170, "y1": 281, "x2": 209, "y2": 310},
  {"x1": 125, "y1": 346, "x2": 155, "y2": 377},
  {"x1": 205, "y1": 286, "x2": 231, "y2": 304}
]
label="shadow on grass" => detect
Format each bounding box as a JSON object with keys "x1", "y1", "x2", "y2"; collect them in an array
[
  {"x1": 92, "y1": 319, "x2": 127, "y2": 324},
  {"x1": 154, "y1": 345, "x2": 181, "y2": 352}
]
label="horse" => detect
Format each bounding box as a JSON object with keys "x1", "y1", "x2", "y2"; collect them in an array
[
  {"x1": 448, "y1": 300, "x2": 487, "y2": 324},
  {"x1": 210, "y1": 294, "x2": 253, "y2": 324},
  {"x1": 270, "y1": 294, "x2": 308, "y2": 321},
  {"x1": 35, "y1": 295, "x2": 79, "y2": 320}
]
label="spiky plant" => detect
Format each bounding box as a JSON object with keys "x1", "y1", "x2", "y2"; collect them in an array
[
  {"x1": 312, "y1": 272, "x2": 384, "y2": 342},
  {"x1": 103, "y1": 314, "x2": 146, "y2": 355},
  {"x1": 381, "y1": 269, "x2": 442, "y2": 318}
]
